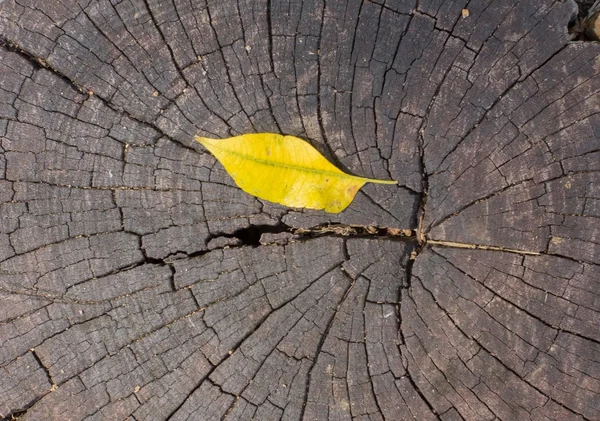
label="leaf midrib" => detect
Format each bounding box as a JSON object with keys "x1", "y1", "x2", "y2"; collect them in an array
[{"x1": 211, "y1": 144, "x2": 393, "y2": 184}]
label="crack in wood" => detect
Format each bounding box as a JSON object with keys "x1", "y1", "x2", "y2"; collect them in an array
[
  {"x1": 290, "y1": 224, "x2": 548, "y2": 257},
  {"x1": 1, "y1": 1, "x2": 598, "y2": 419},
  {"x1": 427, "y1": 239, "x2": 542, "y2": 256},
  {"x1": 292, "y1": 223, "x2": 414, "y2": 239}
]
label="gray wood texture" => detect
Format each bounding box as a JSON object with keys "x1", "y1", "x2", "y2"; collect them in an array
[{"x1": 0, "y1": 0, "x2": 599, "y2": 419}]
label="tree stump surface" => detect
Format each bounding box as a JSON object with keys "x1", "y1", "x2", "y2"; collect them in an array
[{"x1": 0, "y1": 0, "x2": 599, "y2": 420}]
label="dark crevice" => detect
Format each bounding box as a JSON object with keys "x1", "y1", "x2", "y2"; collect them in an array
[
  {"x1": 30, "y1": 350, "x2": 55, "y2": 388},
  {"x1": 224, "y1": 222, "x2": 292, "y2": 247},
  {"x1": 403, "y1": 249, "x2": 417, "y2": 296},
  {"x1": 294, "y1": 222, "x2": 415, "y2": 242},
  {"x1": 416, "y1": 139, "x2": 429, "y2": 247},
  {"x1": 569, "y1": 0, "x2": 600, "y2": 41},
  {"x1": 394, "y1": 242, "x2": 415, "y2": 366},
  {"x1": 574, "y1": 0, "x2": 598, "y2": 18},
  {"x1": 166, "y1": 264, "x2": 177, "y2": 292},
  {"x1": 341, "y1": 238, "x2": 351, "y2": 261},
  {"x1": 139, "y1": 221, "x2": 417, "y2": 267},
  {"x1": 0, "y1": 407, "x2": 30, "y2": 421}
]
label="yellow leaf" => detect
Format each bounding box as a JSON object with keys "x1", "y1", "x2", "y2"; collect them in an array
[{"x1": 195, "y1": 133, "x2": 397, "y2": 213}]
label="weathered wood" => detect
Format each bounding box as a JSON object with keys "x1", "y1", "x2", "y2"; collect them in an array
[{"x1": 1, "y1": 0, "x2": 599, "y2": 420}]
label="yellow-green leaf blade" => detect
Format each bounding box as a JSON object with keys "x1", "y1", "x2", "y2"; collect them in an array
[{"x1": 195, "y1": 133, "x2": 397, "y2": 213}]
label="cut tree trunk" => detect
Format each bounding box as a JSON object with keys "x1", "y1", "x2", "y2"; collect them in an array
[{"x1": 0, "y1": 0, "x2": 599, "y2": 420}]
